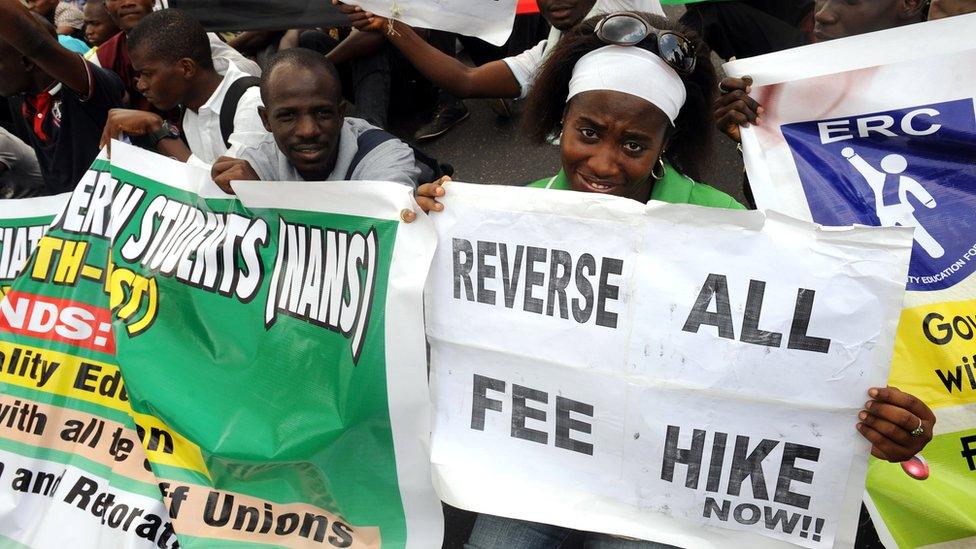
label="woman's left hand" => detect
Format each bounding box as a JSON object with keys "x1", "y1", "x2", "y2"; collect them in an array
[{"x1": 857, "y1": 386, "x2": 935, "y2": 462}]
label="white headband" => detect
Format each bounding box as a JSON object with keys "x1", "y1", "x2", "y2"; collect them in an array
[{"x1": 567, "y1": 45, "x2": 687, "y2": 124}]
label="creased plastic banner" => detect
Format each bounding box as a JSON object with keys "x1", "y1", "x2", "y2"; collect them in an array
[
  {"x1": 343, "y1": 0, "x2": 518, "y2": 46},
  {"x1": 725, "y1": 13, "x2": 976, "y2": 549},
  {"x1": 0, "y1": 179, "x2": 173, "y2": 549},
  {"x1": 0, "y1": 142, "x2": 443, "y2": 548},
  {"x1": 425, "y1": 183, "x2": 913, "y2": 548}
]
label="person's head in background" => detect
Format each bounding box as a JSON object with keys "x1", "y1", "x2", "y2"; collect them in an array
[
  {"x1": 104, "y1": 0, "x2": 154, "y2": 33},
  {"x1": 524, "y1": 12, "x2": 717, "y2": 202},
  {"x1": 84, "y1": 1, "x2": 120, "y2": 46},
  {"x1": 258, "y1": 48, "x2": 345, "y2": 182},
  {"x1": 127, "y1": 9, "x2": 215, "y2": 111},
  {"x1": 813, "y1": 0, "x2": 928, "y2": 41},
  {"x1": 0, "y1": 12, "x2": 58, "y2": 97},
  {"x1": 537, "y1": 0, "x2": 599, "y2": 31}
]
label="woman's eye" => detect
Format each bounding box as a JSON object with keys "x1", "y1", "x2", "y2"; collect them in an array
[
  {"x1": 579, "y1": 128, "x2": 597, "y2": 139},
  {"x1": 624, "y1": 141, "x2": 646, "y2": 153}
]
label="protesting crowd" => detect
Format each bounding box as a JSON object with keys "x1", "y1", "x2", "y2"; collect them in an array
[{"x1": 0, "y1": 0, "x2": 974, "y2": 548}]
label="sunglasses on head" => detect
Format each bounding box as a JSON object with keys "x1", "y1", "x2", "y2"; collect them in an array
[{"x1": 594, "y1": 12, "x2": 697, "y2": 75}]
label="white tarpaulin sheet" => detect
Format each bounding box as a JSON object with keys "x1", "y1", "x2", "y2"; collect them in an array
[
  {"x1": 344, "y1": 0, "x2": 518, "y2": 46},
  {"x1": 425, "y1": 183, "x2": 913, "y2": 548}
]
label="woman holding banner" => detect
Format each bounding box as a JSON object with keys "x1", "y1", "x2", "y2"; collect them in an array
[{"x1": 416, "y1": 11, "x2": 936, "y2": 548}]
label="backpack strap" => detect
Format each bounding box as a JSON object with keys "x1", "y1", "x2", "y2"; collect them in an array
[
  {"x1": 219, "y1": 76, "x2": 262, "y2": 148},
  {"x1": 345, "y1": 128, "x2": 398, "y2": 180}
]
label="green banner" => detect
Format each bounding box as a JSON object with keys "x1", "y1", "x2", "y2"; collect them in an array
[{"x1": 0, "y1": 143, "x2": 441, "y2": 548}]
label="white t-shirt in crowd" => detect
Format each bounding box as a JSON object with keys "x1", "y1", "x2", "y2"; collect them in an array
[
  {"x1": 207, "y1": 33, "x2": 261, "y2": 77},
  {"x1": 232, "y1": 117, "x2": 421, "y2": 186},
  {"x1": 183, "y1": 63, "x2": 267, "y2": 169},
  {"x1": 502, "y1": 39, "x2": 548, "y2": 100}
]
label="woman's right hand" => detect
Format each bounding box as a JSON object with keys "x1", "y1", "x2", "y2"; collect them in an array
[
  {"x1": 714, "y1": 76, "x2": 764, "y2": 143},
  {"x1": 415, "y1": 175, "x2": 450, "y2": 213}
]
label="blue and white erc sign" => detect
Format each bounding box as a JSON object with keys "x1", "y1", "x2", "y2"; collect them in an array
[{"x1": 782, "y1": 99, "x2": 976, "y2": 291}]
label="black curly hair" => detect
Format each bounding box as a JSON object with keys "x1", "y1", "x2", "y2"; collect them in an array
[
  {"x1": 523, "y1": 13, "x2": 718, "y2": 183},
  {"x1": 128, "y1": 9, "x2": 213, "y2": 71}
]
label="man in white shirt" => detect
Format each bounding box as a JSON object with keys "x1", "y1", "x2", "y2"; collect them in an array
[
  {"x1": 211, "y1": 48, "x2": 420, "y2": 192},
  {"x1": 177, "y1": 61, "x2": 263, "y2": 167},
  {"x1": 99, "y1": 9, "x2": 266, "y2": 168}
]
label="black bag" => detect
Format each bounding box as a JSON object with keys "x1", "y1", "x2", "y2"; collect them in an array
[
  {"x1": 218, "y1": 76, "x2": 262, "y2": 148},
  {"x1": 345, "y1": 128, "x2": 454, "y2": 184}
]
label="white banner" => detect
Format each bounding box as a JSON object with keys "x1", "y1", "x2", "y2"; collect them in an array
[
  {"x1": 426, "y1": 183, "x2": 913, "y2": 548},
  {"x1": 725, "y1": 14, "x2": 976, "y2": 548},
  {"x1": 345, "y1": 0, "x2": 518, "y2": 46}
]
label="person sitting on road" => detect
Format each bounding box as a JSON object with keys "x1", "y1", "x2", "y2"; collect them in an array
[
  {"x1": 210, "y1": 48, "x2": 420, "y2": 193},
  {"x1": 421, "y1": 13, "x2": 742, "y2": 213},
  {"x1": 414, "y1": 12, "x2": 937, "y2": 548}
]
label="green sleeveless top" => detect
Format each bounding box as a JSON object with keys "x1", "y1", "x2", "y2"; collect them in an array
[{"x1": 527, "y1": 164, "x2": 746, "y2": 210}]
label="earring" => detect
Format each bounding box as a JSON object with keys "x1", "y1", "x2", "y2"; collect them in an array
[
  {"x1": 651, "y1": 156, "x2": 666, "y2": 180},
  {"x1": 547, "y1": 123, "x2": 563, "y2": 145}
]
